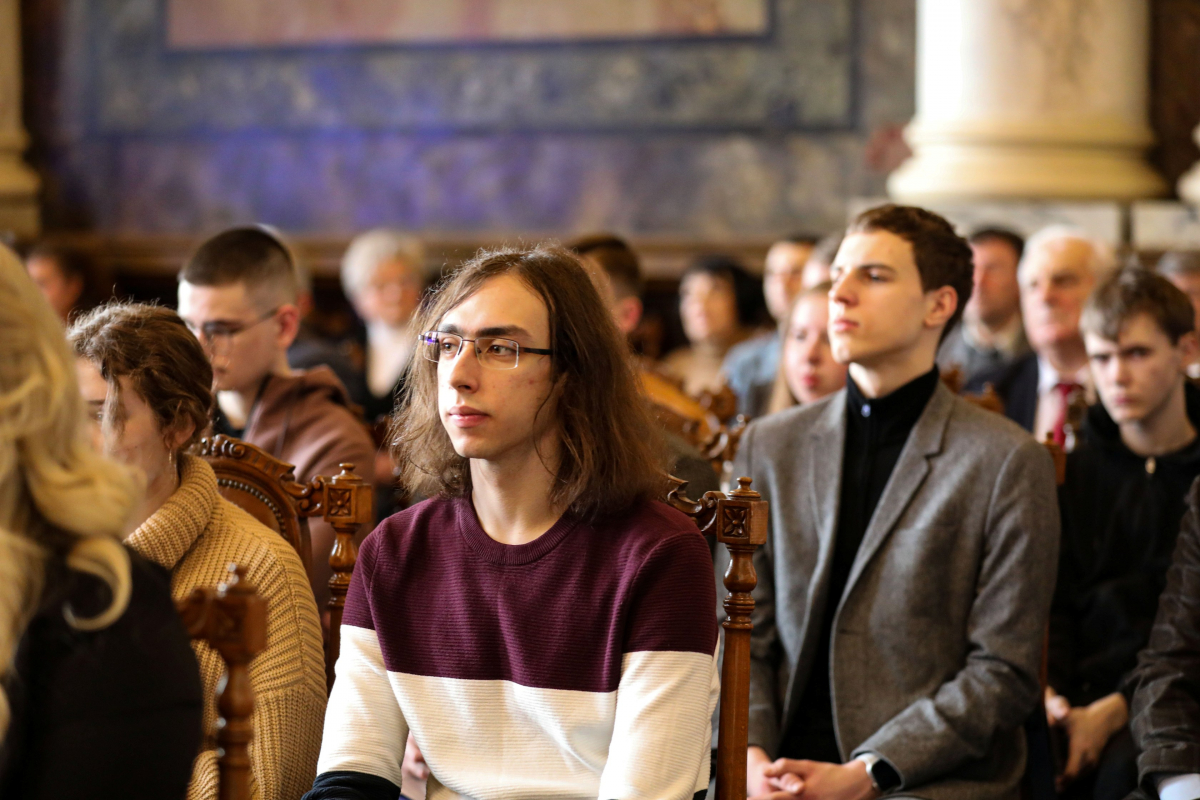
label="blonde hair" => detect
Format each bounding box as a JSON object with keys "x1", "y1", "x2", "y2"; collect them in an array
[
  {"x1": 764, "y1": 282, "x2": 833, "y2": 415},
  {"x1": 0, "y1": 244, "x2": 139, "y2": 737}
]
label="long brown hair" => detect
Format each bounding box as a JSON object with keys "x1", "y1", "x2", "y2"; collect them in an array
[{"x1": 390, "y1": 244, "x2": 668, "y2": 521}]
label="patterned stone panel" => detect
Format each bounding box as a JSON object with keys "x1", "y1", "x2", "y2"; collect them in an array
[{"x1": 90, "y1": 0, "x2": 852, "y2": 134}]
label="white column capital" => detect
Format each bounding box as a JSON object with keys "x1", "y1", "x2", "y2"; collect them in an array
[{"x1": 889, "y1": 0, "x2": 1165, "y2": 203}]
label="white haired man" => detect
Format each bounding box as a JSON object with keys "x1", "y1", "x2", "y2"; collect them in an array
[{"x1": 966, "y1": 226, "x2": 1117, "y2": 446}]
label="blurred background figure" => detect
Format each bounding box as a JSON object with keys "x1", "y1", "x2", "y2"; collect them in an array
[
  {"x1": 1157, "y1": 250, "x2": 1200, "y2": 379},
  {"x1": 938, "y1": 227, "x2": 1029, "y2": 384},
  {"x1": 762, "y1": 281, "x2": 848, "y2": 415},
  {"x1": 659, "y1": 254, "x2": 764, "y2": 397},
  {"x1": 0, "y1": 245, "x2": 202, "y2": 800},
  {"x1": 801, "y1": 232, "x2": 843, "y2": 290},
  {"x1": 339, "y1": 229, "x2": 430, "y2": 423},
  {"x1": 724, "y1": 233, "x2": 818, "y2": 418},
  {"x1": 23, "y1": 243, "x2": 104, "y2": 323}
]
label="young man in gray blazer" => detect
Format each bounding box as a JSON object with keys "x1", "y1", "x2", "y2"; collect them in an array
[{"x1": 732, "y1": 204, "x2": 1060, "y2": 800}]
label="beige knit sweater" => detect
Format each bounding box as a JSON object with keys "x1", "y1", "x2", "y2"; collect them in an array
[{"x1": 128, "y1": 455, "x2": 327, "y2": 800}]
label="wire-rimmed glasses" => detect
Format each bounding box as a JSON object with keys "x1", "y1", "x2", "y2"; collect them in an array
[{"x1": 419, "y1": 331, "x2": 553, "y2": 370}]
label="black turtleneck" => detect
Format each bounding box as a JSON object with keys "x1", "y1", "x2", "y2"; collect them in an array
[
  {"x1": 1051, "y1": 382, "x2": 1200, "y2": 707},
  {"x1": 781, "y1": 366, "x2": 940, "y2": 763}
]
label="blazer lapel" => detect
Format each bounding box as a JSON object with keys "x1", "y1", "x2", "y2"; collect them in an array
[
  {"x1": 841, "y1": 383, "x2": 953, "y2": 598},
  {"x1": 808, "y1": 392, "x2": 846, "y2": 558}
]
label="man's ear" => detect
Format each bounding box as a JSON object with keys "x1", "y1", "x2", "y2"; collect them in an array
[
  {"x1": 276, "y1": 303, "x2": 301, "y2": 350},
  {"x1": 924, "y1": 286, "x2": 958, "y2": 331},
  {"x1": 1178, "y1": 331, "x2": 1199, "y2": 370}
]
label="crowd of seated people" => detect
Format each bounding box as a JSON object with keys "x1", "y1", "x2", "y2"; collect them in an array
[{"x1": 5, "y1": 202, "x2": 1200, "y2": 800}]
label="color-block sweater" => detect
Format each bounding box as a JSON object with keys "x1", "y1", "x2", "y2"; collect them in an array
[{"x1": 307, "y1": 496, "x2": 719, "y2": 800}]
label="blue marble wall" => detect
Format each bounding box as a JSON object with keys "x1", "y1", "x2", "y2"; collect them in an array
[{"x1": 33, "y1": 0, "x2": 915, "y2": 237}]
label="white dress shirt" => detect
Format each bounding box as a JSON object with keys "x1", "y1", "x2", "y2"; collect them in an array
[
  {"x1": 366, "y1": 322, "x2": 414, "y2": 398},
  {"x1": 1033, "y1": 358, "x2": 1094, "y2": 445}
]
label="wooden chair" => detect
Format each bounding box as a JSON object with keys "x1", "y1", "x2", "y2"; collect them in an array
[
  {"x1": 199, "y1": 435, "x2": 374, "y2": 689},
  {"x1": 176, "y1": 564, "x2": 266, "y2": 800},
  {"x1": 666, "y1": 475, "x2": 768, "y2": 800}
]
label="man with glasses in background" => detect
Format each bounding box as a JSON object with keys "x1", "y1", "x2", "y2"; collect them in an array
[{"x1": 177, "y1": 226, "x2": 375, "y2": 625}]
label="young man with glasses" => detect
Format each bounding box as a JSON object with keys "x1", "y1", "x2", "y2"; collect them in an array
[
  {"x1": 177, "y1": 226, "x2": 375, "y2": 620},
  {"x1": 305, "y1": 245, "x2": 719, "y2": 800}
]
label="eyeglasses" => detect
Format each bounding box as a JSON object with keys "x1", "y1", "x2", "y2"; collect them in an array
[
  {"x1": 419, "y1": 331, "x2": 553, "y2": 370},
  {"x1": 185, "y1": 307, "x2": 279, "y2": 357}
]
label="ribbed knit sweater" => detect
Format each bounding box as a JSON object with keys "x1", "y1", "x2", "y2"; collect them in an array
[
  {"x1": 307, "y1": 495, "x2": 719, "y2": 800},
  {"x1": 128, "y1": 455, "x2": 327, "y2": 800}
]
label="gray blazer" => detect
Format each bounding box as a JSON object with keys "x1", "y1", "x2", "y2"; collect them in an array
[{"x1": 728, "y1": 381, "x2": 1059, "y2": 800}]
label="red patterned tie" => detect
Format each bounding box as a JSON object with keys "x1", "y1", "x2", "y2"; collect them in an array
[{"x1": 1052, "y1": 382, "x2": 1082, "y2": 447}]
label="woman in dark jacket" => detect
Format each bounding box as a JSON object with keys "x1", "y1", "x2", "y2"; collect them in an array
[{"x1": 0, "y1": 244, "x2": 203, "y2": 799}]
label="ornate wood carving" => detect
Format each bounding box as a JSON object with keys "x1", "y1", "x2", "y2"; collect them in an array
[
  {"x1": 321, "y1": 463, "x2": 372, "y2": 691},
  {"x1": 667, "y1": 474, "x2": 768, "y2": 800},
  {"x1": 199, "y1": 435, "x2": 372, "y2": 691},
  {"x1": 176, "y1": 565, "x2": 267, "y2": 800}
]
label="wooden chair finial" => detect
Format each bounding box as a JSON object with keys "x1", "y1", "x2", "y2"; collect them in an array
[{"x1": 176, "y1": 564, "x2": 267, "y2": 800}]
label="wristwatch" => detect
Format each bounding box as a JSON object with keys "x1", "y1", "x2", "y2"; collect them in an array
[{"x1": 856, "y1": 753, "x2": 902, "y2": 793}]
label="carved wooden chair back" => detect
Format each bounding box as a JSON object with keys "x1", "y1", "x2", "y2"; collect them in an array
[
  {"x1": 641, "y1": 370, "x2": 718, "y2": 446},
  {"x1": 199, "y1": 436, "x2": 314, "y2": 579},
  {"x1": 176, "y1": 565, "x2": 267, "y2": 800},
  {"x1": 666, "y1": 475, "x2": 768, "y2": 800},
  {"x1": 199, "y1": 435, "x2": 374, "y2": 689}
]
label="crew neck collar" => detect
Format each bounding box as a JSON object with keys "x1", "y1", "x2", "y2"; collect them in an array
[{"x1": 454, "y1": 496, "x2": 581, "y2": 566}]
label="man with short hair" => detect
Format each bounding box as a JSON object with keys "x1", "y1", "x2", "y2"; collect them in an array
[
  {"x1": 968, "y1": 227, "x2": 1117, "y2": 445},
  {"x1": 306, "y1": 245, "x2": 719, "y2": 800},
  {"x1": 938, "y1": 227, "x2": 1029, "y2": 383},
  {"x1": 177, "y1": 226, "x2": 376, "y2": 616},
  {"x1": 733, "y1": 204, "x2": 1059, "y2": 799},
  {"x1": 724, "y1": 234, "x2": 819, "y2": 417},
  {"x1": 1048, "y1": 269, "x2": 1200, "y2": 800}
]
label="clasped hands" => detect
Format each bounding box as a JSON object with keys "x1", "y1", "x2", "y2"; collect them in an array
[
  {"x1": 1044, "y1": 688, "x2": 1129, "y2": 791},
  {"x1": 748, "y1": 746, "x2": 881, "y2": 800}
]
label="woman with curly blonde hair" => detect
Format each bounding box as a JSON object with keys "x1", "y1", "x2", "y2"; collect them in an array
[{"x1": 0, "y1": 244, "x2": 203, "y2": 799}]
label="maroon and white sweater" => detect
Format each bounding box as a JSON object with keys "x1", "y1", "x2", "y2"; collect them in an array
[{"x1": 309, "y1": 496, "x2": 719, "y2": 800}]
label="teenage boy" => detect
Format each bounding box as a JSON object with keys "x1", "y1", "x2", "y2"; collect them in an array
[
  {"x1": 732, "y1": 204, "x2": 1059, "y2": 799},
  {"x1": 305, "y1": 245, "x2": 719, "y2": 800},
  {"x1": 177, "y1": 227, "x2": 376, "y2": 615},
  {"x1": 1047, "y1": 269, "x2": 1200, "y2": 800}
]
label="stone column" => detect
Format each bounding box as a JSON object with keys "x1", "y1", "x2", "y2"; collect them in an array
[
  {"x1": 1178, "y1": 125, "x2": 1200, "y2": 205},
  {"x1": 0, "y1": 0, "x2": 40, "y2": 238},
  {"x1": 889, "y1": 0, "x2": 1165, "y2": 202}
]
